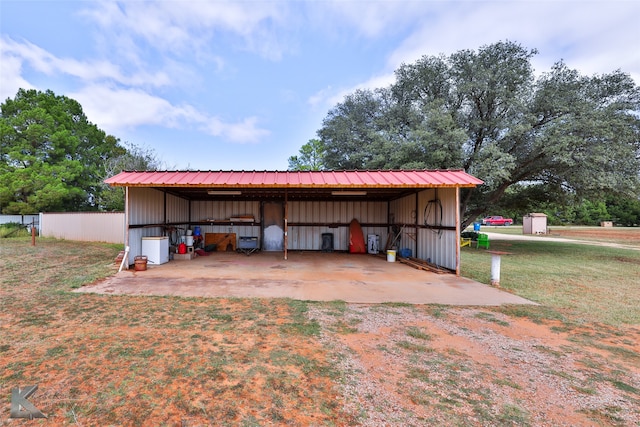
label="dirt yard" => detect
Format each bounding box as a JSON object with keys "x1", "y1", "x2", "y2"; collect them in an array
[
  {"x1": 1, "y1": 230, "x2": 639, "y2": 426},
  {"x1": 310, "y1": 227, "x2": 640, "y2": 426},
  {"x1": 547, "y1": 226, "x2": 640, "y2": 244},
  {"x1": 310, "y1": 304, "x2": 640, "y2": 426}
]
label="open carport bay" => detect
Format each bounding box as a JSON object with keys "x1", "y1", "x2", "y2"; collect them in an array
[{"x1": 79, "y1": 251, "x2": 534, "y2": 306}]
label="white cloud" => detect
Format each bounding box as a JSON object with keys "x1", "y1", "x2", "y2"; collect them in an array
[
  {"x1": 0, "y1": 36, "x2": 172, "y2": 88},
  {"x1": 306, "y1": 0, "x2": 426, "y2": 39},
  {"x1": 386, "y1": 1, "x2": 640, "y2": 81},
  {"x1": 203, "y1": 116, "x2": 270, "y2": 143},
  {"x1": 72, "y1": 84, "x2": 269, "y2": 144},
  {"x1": 309, "y1": 0, "x2": 640, "y2": 110},
  {"x1": 308, "y1": 72, "x2": 397, "y2": 110},
  {"x1": 0, "y1": 44, "x2": 34, "y2": 101},
  {"x1": 79, "y1": 1, "x2": 291, "y2": 61}
]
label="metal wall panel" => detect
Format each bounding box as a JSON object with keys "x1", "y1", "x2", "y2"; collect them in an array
[
  {"x1": 166, "y1": 193, "x2": 190, "y2": 223},
  {"x1": 388, "y1": 194, "x2": 419, "y2": 256},
  {"x1": 127, "y1": 188, "x2": 167, "y2": 264},
  {"x1": 416, "y1": 188, "x2": 458, "y2": 270},
  {"x1": 128, "y1": 187, "x2": 165, "y2": 226},
  {"x1": 190, "y1": 200, "x2": 260, "y2": 222},
  {"x1": 40, "y1": 212, "x2": 125, "y2": 243},
  {"x1": 387, "y1": 189, "x2": 458, "y2": 269},
  {"x1": 128, "y1": 228, "x2": 147, "y2": 263},
  {"x1": 288, "y1": 201, "x2": 387, "y2": 250},
  {"x1": 197, "y1": 225, "x2": 258, "y2": 237}
]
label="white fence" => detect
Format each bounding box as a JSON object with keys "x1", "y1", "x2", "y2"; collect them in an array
[{"x1": 40, "y1": 212, "x2": 125, "y2": 243}]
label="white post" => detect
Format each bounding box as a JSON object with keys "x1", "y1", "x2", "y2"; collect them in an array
[{"x1": 490, "y1": 253, "x2": 502, "y2": 287}]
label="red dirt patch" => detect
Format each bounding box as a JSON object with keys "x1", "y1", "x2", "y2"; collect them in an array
[
  {"x1": 310, "y1": 305, "x2": 640, "y2": 426},
  {"x1": 549, "y1": 227, "x2": 640, "y2": 243}
]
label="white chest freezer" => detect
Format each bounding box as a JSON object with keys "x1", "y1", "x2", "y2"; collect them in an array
[{"x1": 141, "y1": 236, "x2": 169, "y2": 265}]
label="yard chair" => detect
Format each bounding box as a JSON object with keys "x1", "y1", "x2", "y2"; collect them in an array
[
  {"x1": 460, "y1": 237, "x2": 472, "y2": 248},
  {"x1": 476, "y1": 233, "x2": 489, "y2": 249}
]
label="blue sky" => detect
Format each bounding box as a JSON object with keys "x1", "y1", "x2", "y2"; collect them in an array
[{"x1": 1, "y1": 0, "x2": 639, "y2": 171}]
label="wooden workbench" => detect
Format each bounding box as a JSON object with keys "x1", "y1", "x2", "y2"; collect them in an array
[{"x1": 204, "y1": 233, "x2": 236, "y2": 252}]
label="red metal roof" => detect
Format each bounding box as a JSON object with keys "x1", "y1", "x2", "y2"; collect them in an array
[{"x1": 104, "y1": 170, "x2": 483, "y2": 188}]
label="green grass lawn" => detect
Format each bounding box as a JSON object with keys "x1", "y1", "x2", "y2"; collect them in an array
[{"x1": 461, "y1": 239, "x2": 640, "y2": 326}]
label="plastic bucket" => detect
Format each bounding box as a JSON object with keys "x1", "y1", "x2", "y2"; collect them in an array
[
  {"x1": 185, "y1": 236, "x2": 194, "y2": 246},
  {"x1": 193, "y1": 226, "x2": 201, "y2": 236},
  {"x1": 134, "y1": 255, "x2": 148, "y2": 271},
  {"x1": 386, "y1": 250, "x2": 396, "y2": 262},
  {"x1": 473, "y1": 222, "x2": 481, "y2": 231},
  {"x1": 186, "y1": 229, "x2": 193, "y2": 236}
]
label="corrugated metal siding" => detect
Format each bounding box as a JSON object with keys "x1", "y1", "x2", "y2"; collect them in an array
[
  {"x1": 128, "y1": 228, "x2": 145, "y2": 263},
  {"x1": 191, "y1": 200, "x2": 260, "y2": 222},
  {"x1": 106, "y1": 169, "x2": 484, "y2": 188},
  {"x1": 288, "y1": 201, "x2": 387, "y2": 223},
  {"x1": 40, "y1": 212, "x2": 125, "y2": 243},
  {"x1": 389, "y1": 195, "x2": 418, "y2": 256},
  {"x1": 416, "y1": 189, "x2": 458, "y2": 270},
  {"x1": 166, "y1": 193, "x2": 190, "y2": 223},
  {"x1": 288, "y1": 201, "x2": 387, "y2": 250},
  {"x1": 127, "y1": 188, "x2": 170, "y2": 264},
  {"x1": 129, "y1": 187, "x2": 165, "y2": 226},
  {"x1": 387, "y1": 189, "x2": 458, "y2": 269}
]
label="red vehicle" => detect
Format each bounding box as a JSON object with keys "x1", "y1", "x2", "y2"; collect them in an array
[{"x1": 482, "y1": 216, "x2": 513, "y2": 226}]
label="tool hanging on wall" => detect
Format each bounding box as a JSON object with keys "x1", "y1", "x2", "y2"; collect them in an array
[
  {"x1": 423, "y1": 189, "x2": 443, "y2": 238},
  {"x1": 386, "y1": 224, "x2": 405, "y2": 250}
]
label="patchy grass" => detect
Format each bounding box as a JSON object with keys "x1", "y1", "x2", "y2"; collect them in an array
[
  {"x1": 0, "y1": 237, "x2": 346, "y2": 425},
  {"x1": 2, "y1": 233, "x2": 639, "y2": 425}
]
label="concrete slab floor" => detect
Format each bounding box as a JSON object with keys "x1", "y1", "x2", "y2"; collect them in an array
[{"x1": 78, "y1": 251, "x2": 536, "y2": 306}]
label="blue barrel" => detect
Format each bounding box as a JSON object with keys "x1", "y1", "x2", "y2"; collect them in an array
[
  {"x1": 473, "y1": 222, "x2": 481, "y2": 231},
  {"x1": 193, "y1": 226, "x2": 201, "y2": 236}
]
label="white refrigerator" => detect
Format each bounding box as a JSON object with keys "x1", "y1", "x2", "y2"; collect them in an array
[{"x1": 141, "y1": 236, "x2": 169, "y2": 265}]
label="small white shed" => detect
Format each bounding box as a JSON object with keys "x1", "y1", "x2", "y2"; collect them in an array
[{"x1": 523, "y1": 213, "x2": 547, "y2": 235}]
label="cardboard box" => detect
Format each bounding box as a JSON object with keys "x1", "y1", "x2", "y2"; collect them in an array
[{"x1": 173, "y1": 253, "x2": 195, "y2": 260}]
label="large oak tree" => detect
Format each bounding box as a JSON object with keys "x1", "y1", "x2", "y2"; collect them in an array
[{"x1": 317, "y1": 41, "x2": 640, "y2": 226}]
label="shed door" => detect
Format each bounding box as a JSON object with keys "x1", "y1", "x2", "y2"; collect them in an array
[{"x1": 263, "y1": 201, "x2": 284, "y2": 251}]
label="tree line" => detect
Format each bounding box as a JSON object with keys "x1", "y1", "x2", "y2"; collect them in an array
[{"x1": 2, "y1": 41, "x2": 639, "y2": 225}]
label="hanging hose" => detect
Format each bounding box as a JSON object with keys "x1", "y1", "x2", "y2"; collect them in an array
[{"x1": 423, "y1": 191, "x2": 443, "y2": 238}]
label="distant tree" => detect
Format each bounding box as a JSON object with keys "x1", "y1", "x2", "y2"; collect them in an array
[
  {"x1": 315, "y1": 41, "x2": 640, "y2": 227},
  {"x1": 288, "y1": 138, "x2": 327, "y2": 171},
  {"x1": 606, "y1": 195, "x2": 640, "y2": 226},
  {"x1": 97, "y1": 141, "x2": 165, "y2": 211}
]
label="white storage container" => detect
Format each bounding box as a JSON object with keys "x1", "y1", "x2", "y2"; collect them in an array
[
  {"x1": 367, "y1": 234, "x2": 379, "y2": 254},
  {"x1": 141, "y1": 236, "x2": 169, "y2": 265}
]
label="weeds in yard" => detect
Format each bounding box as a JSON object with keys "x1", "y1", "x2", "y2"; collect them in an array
[
  {"x1": 493, "y1": 377, "x2": 522, "y2": 390},
  {"x1": 474, "y1": 311, "x2": 510, "y2": 327},
  {"x1": 406, "y1": 326, "x2": 432, "y2": 340},
  {"x1": 497, "y1": 403, "x2": 531, "y2": 425}
]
